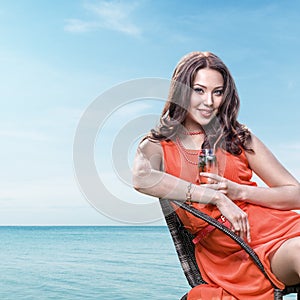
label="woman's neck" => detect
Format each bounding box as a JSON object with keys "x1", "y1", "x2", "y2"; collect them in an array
[{"x1": 177, "y1": 133, "x2": 205, "y2": 150}]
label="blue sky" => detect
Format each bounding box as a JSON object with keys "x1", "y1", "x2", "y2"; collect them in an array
[{"x1": 0, "y1": 0, "x2": 299, "y2": 225}]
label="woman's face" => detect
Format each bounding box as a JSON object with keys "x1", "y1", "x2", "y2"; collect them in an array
[{"x1": 184, "y1": 68, "x2": 224, "y2": 129}]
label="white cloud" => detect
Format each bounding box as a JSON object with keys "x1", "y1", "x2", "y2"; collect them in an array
[
  {"x1": 64, "y1": 1, "x2": 141, "y2": 37},
  {"x1": 64, "y1": 19, "x2": 99, "y2": 33}
]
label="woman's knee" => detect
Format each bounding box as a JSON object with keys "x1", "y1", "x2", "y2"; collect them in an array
[
  {"x1": 285, "y1": 237, "x2": 300, "y2": 260},
  {"x1": 270, "y1": 237, "x2": 300, "y2": 285}
]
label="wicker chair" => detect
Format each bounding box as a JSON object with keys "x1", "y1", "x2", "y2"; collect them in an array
[{"x1": 160, "y1": 199, "x2": 300, "y2": 300}]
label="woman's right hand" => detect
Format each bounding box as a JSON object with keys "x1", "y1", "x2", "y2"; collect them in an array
[{"x1": 215, "y1": 192, "x2": 251, "y2": 242}]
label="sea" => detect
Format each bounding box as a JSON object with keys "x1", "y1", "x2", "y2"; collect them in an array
[{"x1": 0, "y1": 226, "x2": 296, "y2": 300}]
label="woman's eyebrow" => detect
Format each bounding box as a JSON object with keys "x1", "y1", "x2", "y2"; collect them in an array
[{"x1": 193, "y1": 83, "x2": 223, "y2": 89}]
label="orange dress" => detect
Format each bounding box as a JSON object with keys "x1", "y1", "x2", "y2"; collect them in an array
[{"x1": 161, "y1": 140, "x2": 300, "y2": 300}]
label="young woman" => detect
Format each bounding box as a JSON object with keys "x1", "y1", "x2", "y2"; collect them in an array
[{"x1": 132, "y1": 51, "x2": 300, "y2": 299}]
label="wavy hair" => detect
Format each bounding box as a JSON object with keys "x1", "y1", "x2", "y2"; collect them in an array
[{"x1": 149, "y1": 51, "x2": 252, "y2": 155}]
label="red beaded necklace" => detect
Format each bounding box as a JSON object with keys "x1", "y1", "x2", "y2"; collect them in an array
[{"x1": 182, "y1": 130, "x2": 204, "y2": 136}]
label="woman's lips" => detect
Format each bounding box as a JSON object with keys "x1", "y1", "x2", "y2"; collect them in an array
[{"x1": 198, "y1": 109, "x2": 213, "y2": 118}]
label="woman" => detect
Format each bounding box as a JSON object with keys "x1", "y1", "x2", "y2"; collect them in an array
[{"x1": 132, "y1": 51, "x2": 300, "y2": 299}]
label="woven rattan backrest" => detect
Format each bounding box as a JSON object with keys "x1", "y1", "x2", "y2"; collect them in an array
[{"x1": 160, "y1": 199, "x2": 205, "y2": 287}]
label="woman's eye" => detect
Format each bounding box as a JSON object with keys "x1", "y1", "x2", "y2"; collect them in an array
[
  {"x1": 214, "y1": 90, "x2": 223, "y2": 96},
  {"x1": 193, "y1": 88, "x2": 204, "y2": 94}
]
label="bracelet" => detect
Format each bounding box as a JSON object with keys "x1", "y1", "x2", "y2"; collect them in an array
[{"x1": 185, "y1": 183, "x2": 194, "y2": 205}]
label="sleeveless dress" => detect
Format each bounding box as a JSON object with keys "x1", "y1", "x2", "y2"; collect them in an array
[{"x1": 160, "y1": 140, "x2": 300, "y2": 300}]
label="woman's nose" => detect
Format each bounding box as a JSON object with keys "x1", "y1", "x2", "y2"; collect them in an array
[{"x1": 204, "y1": 92, "x2": 213, "y2": 106}]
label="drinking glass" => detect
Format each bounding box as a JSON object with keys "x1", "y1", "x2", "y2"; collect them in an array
[{"x1": 198, "y1": 149, "x2": 217, "y2": 184}]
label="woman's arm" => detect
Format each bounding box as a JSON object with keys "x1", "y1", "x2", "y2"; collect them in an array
[
  {"x1": 132, "y1": 138, "x2": 208, "y2": 201},
  {"x1": 201, "y1": 134, "x2": 300, "y2": 210},
  {"x1": 132, "y1": 138, "x2": 251, "y2": 241},
  {"x1": 242, "y1": 134, "x2": 300, "y2": 209}
]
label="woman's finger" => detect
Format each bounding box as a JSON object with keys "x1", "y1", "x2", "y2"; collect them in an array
[
  {"x1": 228, "y1": 214, "x2": 244, "y2": 237},
  {"x1": 200, "y1": 172, "x2": 223, "y2": 181},
  {"x1": 241, "y1": 213, "x2": 251, "y2": 242},
  {"x1": 245, "y1": 218, "x2": 251, "y2": 242},
  {"x1": 232, "y1": 216, "x2": 251, "y2": 243},
  {"x1": 202, "y1": 181, "x2": 228, "y2": 192},
  {"x1": 200, "y1": 183, "x2": 219, "y2": 190}
]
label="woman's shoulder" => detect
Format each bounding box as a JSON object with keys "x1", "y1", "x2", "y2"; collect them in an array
[
  {"x1": 134, "y1": 137, "x2": 164, "y2": 173},
  {"x1": 243, "y1": 132, "x2": 269, "y2": 160},
  {"x1": 138, "y1": 137, "x2": 164, "y2": 157}
]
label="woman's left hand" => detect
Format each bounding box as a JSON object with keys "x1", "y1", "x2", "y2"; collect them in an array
[{"x1": 200, "y1": 172, "x2": 244, "y2": 201}]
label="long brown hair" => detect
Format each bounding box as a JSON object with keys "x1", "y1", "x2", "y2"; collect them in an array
[{"x1": 149, "y1": 51, "x2": 252, "y2": 155}]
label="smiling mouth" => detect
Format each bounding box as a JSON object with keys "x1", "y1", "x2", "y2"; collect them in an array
[{"x1": 199, "y1": 109, "x2": 214, "y2": 118}]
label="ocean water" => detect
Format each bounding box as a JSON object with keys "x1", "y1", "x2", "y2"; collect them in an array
[{"x1": 0, "y1": 226, "x2": 296, "y2": 300}]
